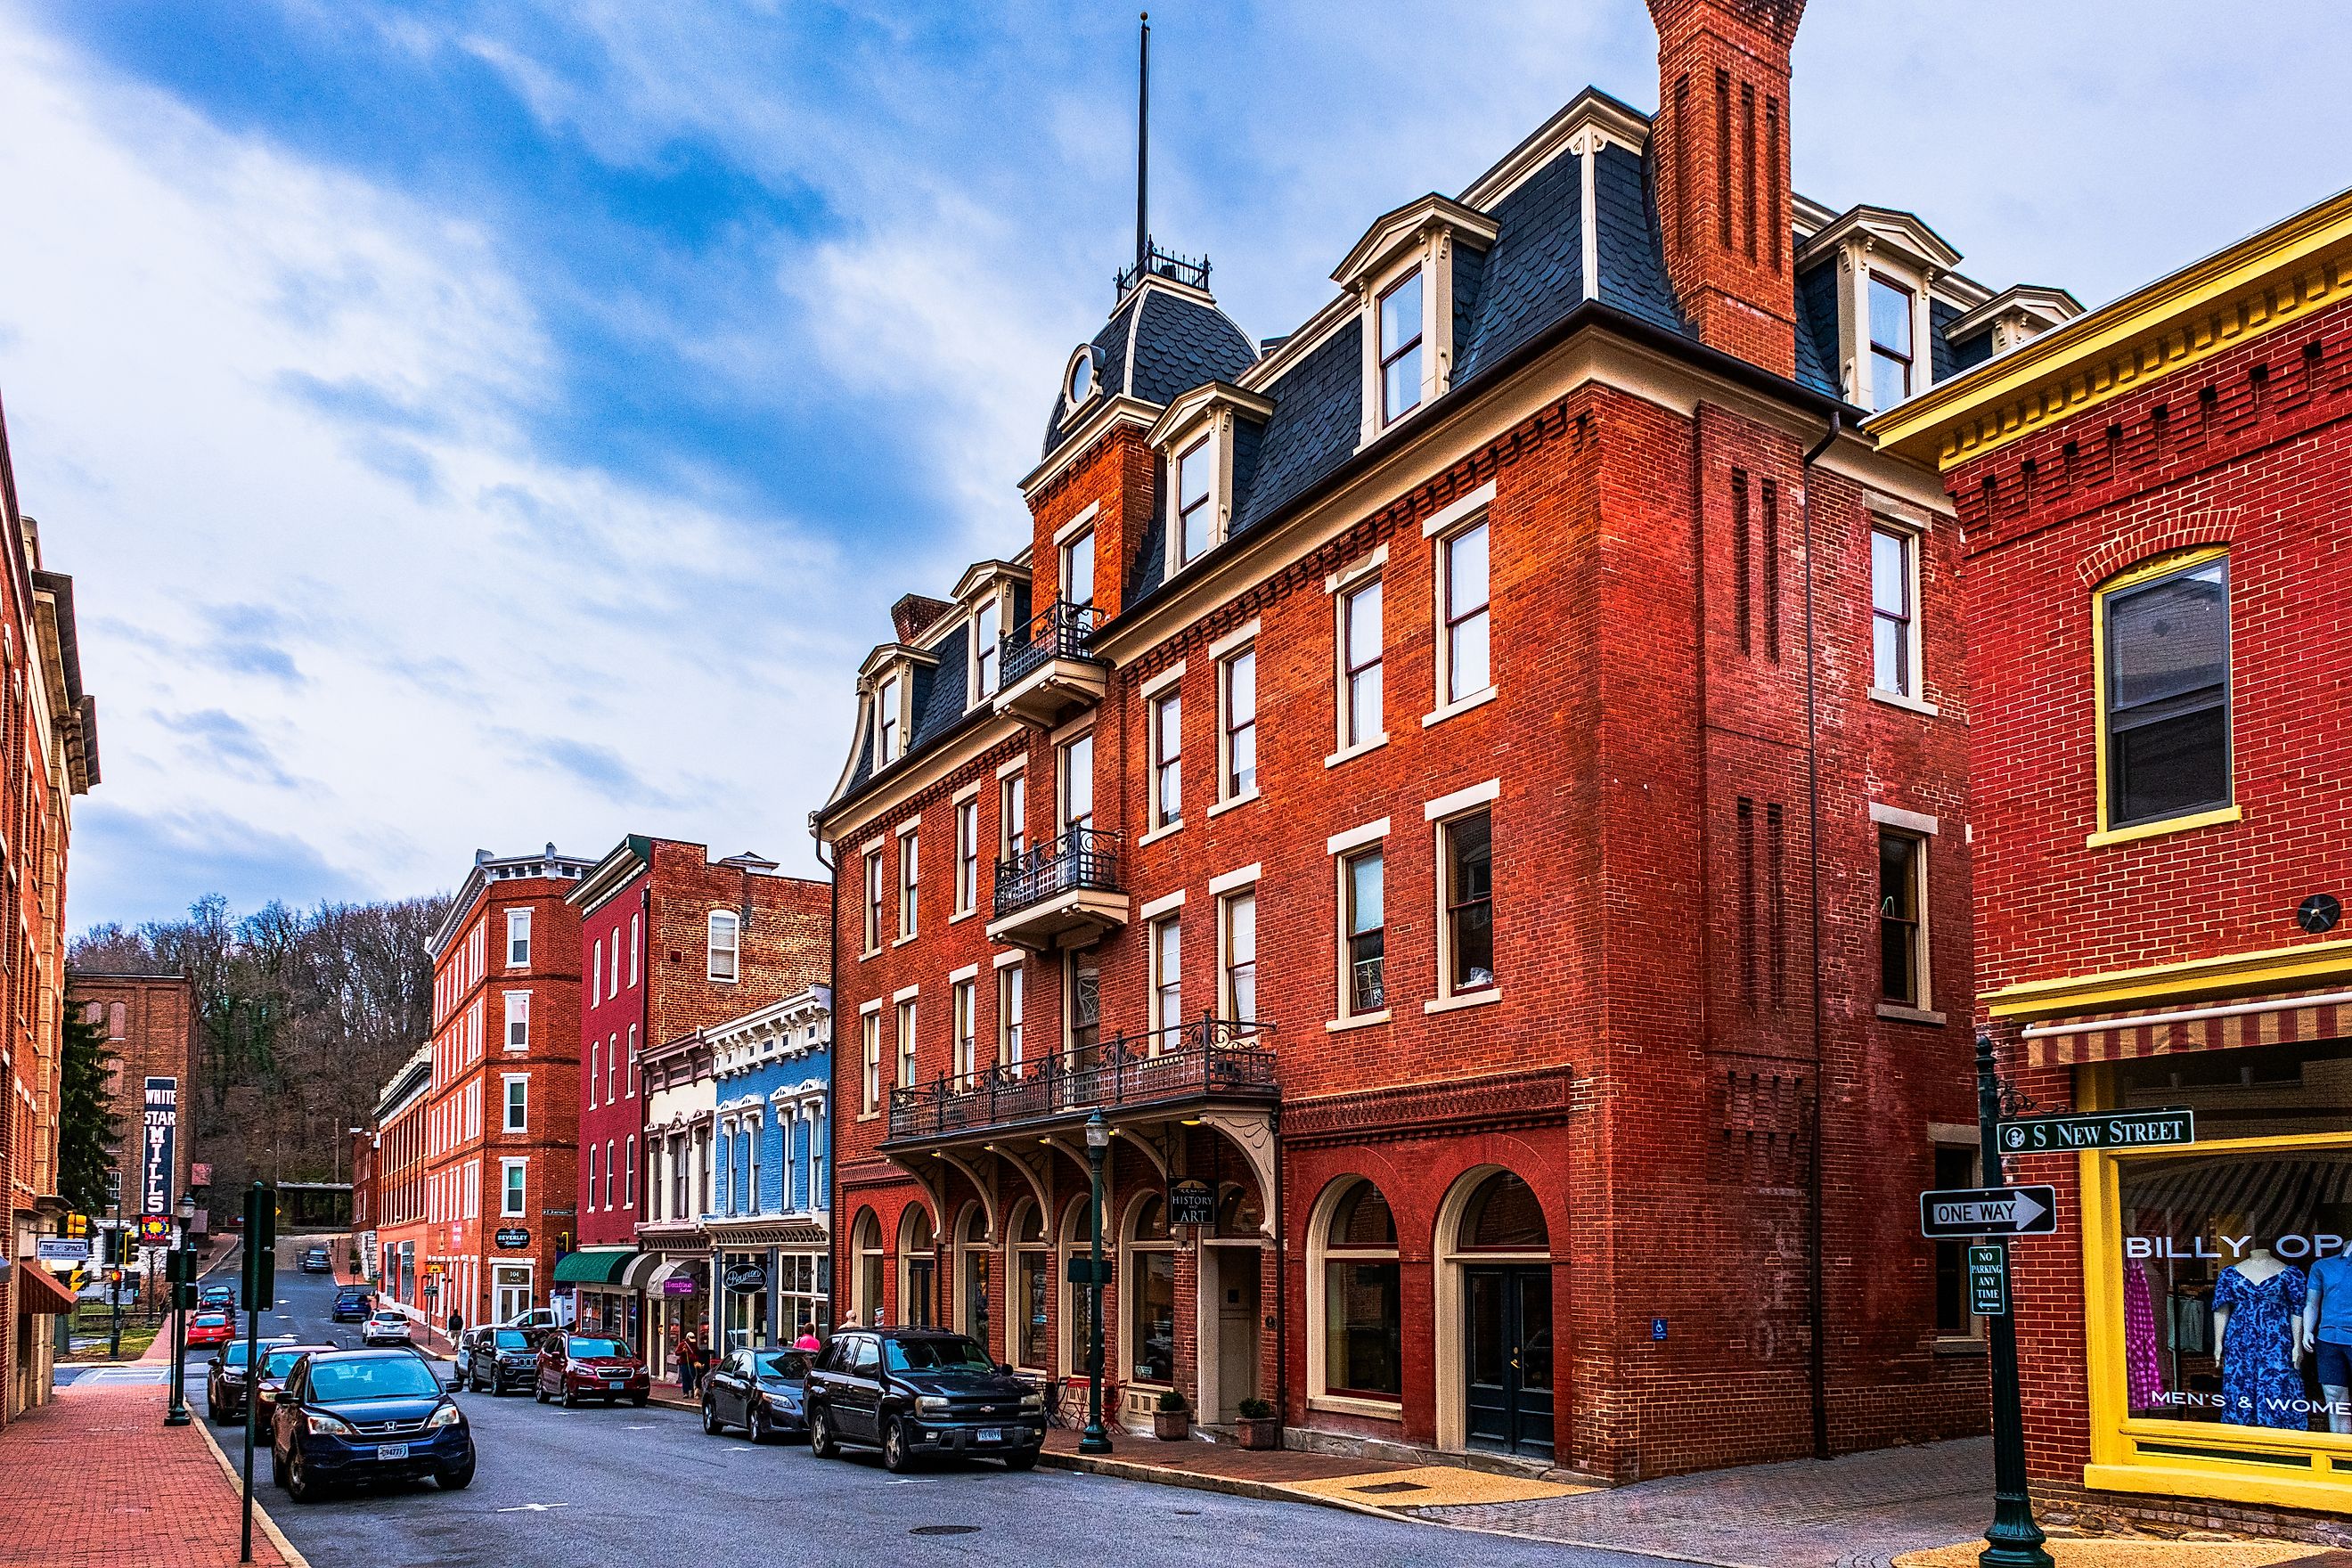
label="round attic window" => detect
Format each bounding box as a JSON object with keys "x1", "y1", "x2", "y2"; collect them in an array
[{"x1": 1066, "y1": 343, "x2": 1103, "y2": 409}]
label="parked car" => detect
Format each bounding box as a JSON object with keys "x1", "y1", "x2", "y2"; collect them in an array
[
  {"x1": 804, "y1": 1327, "x2": 1044, "y2": 1473},
  {"x1": 197, "y1": 1282, "x2": 238, "y2": 1312},
  {"x1": 533, "y1": 1332, "x2": 649, "y2": 1408},
  {"x1": 187, "y1": 1311, "x2": 235, "y2": 1351},
  {"x1": 360, "y1": 1311, "x2": 412, "y2": 1347},
  {"x1": 298, "y1": 1245, "x2": 332, "y2": 1273},
  {"x1": 208, "y1": 1339, "x2": 325, "y2": 1425},
  {"x1": 459, "y1": 1327, "x2": 538, "y2": 1395},
  {"x1": 331, "y1": 1287, "x2": 372, "y2": 1324},
  {"x1": 497, "y1": 1306, "x2": 567, "y2": 1337},
  {"x1": 701, "y1": 1346, "x2": 812, "y2": 1442},
  {"x1": 268, "y1": 1347, "x2": 472, "y2": 1501}
]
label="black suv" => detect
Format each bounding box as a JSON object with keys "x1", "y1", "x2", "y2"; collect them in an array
[
  {"x1": 804, "y1": 1327, "x2": 1043, "y2": 1473},
  {"x1": 458, "y1": 1327, "x2": 538, "y2": 1395}
]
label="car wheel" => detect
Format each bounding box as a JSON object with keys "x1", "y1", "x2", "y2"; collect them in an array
[
  {"x1": 207, "y1": 1400, "x2": 222, "y2": 1425},
  {"x1": 748, "y1": 1405, "x2": 771, "y2": 1444},
  {"x1": 630, "y1": 1394, "x2": 648, "y2": 1408},
  {"x1": 560, "y1": 1384, "x2": 577, "y2": 1409},
  {"x1": 881, "y1": 1417, "x2": 914, "y2": 1474},
  {"x1": 1003, "y1": 1450, "x2": 1039, "y2": 1472},
  {"x1": 702, "y1": 1398, "x2": 723, "y2": 1436},
  {"x1": 437, "y1": 1458, "x2": 476, "y2": 1490},
  {"x1": 535, "y1": 1381, "x2": 550, "y2": 1405},
  {"x1": 808, "y1": 1409, "x2": 837, "y2": 1459},
  {"x1": 286, "y1": 1449, "x2": 320, "y2": 1504},
  {"x1": 269, "y1": 1443, "x2": 287, "y2": 1490}
]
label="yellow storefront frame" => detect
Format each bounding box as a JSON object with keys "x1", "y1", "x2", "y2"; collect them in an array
[{"x1": 2080, "y1": 1129, "x2": 2352, "y2": 1515}]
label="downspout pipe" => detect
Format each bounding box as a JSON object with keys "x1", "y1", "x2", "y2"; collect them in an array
[{"x1": 1800, "y1": 409, "x2": 1842, "y2": 1462}]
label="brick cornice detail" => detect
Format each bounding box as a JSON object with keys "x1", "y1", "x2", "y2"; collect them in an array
[
  {"x1": 2073, "y1": 514, "x2": 2238, "y2": 588},
  {"x1": 1282, "y1": 1065, "x2": 1581, "y2": 1147}
]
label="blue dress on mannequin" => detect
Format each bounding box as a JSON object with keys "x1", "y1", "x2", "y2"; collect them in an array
[{"x1": 2215, "y1": 1262, "x2": 2308, "y2": 1428}]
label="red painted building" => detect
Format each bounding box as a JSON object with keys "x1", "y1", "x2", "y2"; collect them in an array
[
  {"x1": 816, "y1": 0, "x2": 2074, "y2": 1478},
  {"x1": 363, "y1": 1044, "x2": 431, "y2": 1308},
  {"x1": 559, "y1": 837, "x2": 829, "y2": 1338},
  {"x1": 1874, "y1": 190, "x2": 2352, "y2": 1537},
  {"x1": 418, "y1": 845, "x2": 590, "y2": 1331}
]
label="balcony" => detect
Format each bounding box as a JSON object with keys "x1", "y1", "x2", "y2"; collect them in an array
[
  {"x1": 993, "y1": 601, "x2": 1107, "y2": 728},
  {"x1": 885, "y1": 1015, "x2": 1276, "y2": 1147},
  {"x1": 986, "y1": 827, "x2": 1127, "y2": 951}
]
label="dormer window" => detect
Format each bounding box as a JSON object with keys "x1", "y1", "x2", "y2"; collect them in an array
[
  {"x1": 1176, "y1": 437, "x2": 1215, "y2": 566},
  {"x1": 1379, "y1": 270, "x2": 1425, "y2": 424},
  {"x1": 1148, "y1": 382, "x2": 1273, "y2": 584},
  {"x1": 876, "y1": 673, "x2": 904, "y2": 766},
  {"x1": 974, "y1": 596, "x2": 1001, "y2": 698},
  {"x1": 1869, "y1": 274, "x2": 1915, "y2": 408},
  {"x1": 1064, "y1": 343, "x2": 1104, "y2": 415}
]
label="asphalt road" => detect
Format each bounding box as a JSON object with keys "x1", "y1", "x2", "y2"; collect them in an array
[{"x1": 210, "y1": 1263, "x2": 1674, "y2": 1568}]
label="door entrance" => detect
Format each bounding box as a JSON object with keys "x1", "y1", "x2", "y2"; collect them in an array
[
  {"x1": 1464, "y1": 1265, "x2": 1553, "y2": 1459},
  {"x1": 904, "y1": 1257, "x2": 935, "y2": 1327},
  {"x1": 1213, "y1": 1248, "x2": 1261, "y2": 1421},
  {"x1": 492, "y1": 1265, "x2": 533, "y2": 1327},
  {"x1": 961, "y1": 1250, "x2": 989, "y2": 1348}
]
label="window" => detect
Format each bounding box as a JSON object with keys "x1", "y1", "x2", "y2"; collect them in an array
[
  {"x1": 1221, "y1": 890, "x2": 1257, "y2": 1022},
  {"x1": 1871, "y1": 526, "x2": 1917, "y2": 698},
  {"x1": 1221, "y1": 647, "x2": 1257, "y2": 800},
  {"x1": 591, "y1": 936, "x2": 603, "y2": 1006},
  {"x1": 587, "y1": 1039, "x2": 600, "y2": 1108},
  {"x1": 587, "y1": 1143, "x2": 598, "y2": 1209},
  {"x1": 1378, "y1": 268, "x2": 1424, "y2": 424},
  {"x1": 1931, "y1": 1145, "x2": 1979, "y2": 1338},
  {"x1": 954, "y1": 796, "x2": 979, "y2": 914},
  {"x1": 862, "y1": 850, "x2": 883, "y2": 953},
  {"x1": 1126, "y1": 1197, "x2": 1176, "y2": 1384},
  {"x1": 1441, "y1": 519, "x2": 1491, "y2": 705},
  {"x1": 606, "y1": 1033, "x2": 617, "y2": 1102},
  {"x1": 861, "y1": 1010, "x2": 882, "y2": 1114},
  {"x1": 1060, "y1": 734, "x2": 1094, "y2": 832},
  {"x1": 1176, "y1": 437, "x2": 1213, "y2": 567},
  {"x1": 1066, "y1": 956, "x2": 1100, "y2": 1052},
  {"x1": 1150, "y1": 690, "x2": 1182, "y2": 828},
  {"x1": 743, "y1": 1123, "x2": 759, "y2": 1215},
  {"x1": 1000, "y1": 772, "x2": 1027, "y2": 862},
  {"x1": 505, "y1": 909, "x2": 531, "y2": 968},
  {"x1": 1340, "y1": 578, "x2": 1383, "y2": 748},
  {"x1": 1870, "y1": 274, "x2": 1915, "y2": 409},
  {"x1": 708, "y1": 911, "x2": 740, "y2": 982},
  {"x1": 998, "y1": 964, "x2": 1024, "y2": 1072},
  {"x1": 502, "y1": 1160, "x2": 526, "y2": 1218},
  {"x1": 1321, "y1": 1180, "x2": 1402, "y2": 1399},
  {"x1": 626, "y1": 1025, "x2": 639, "y2": 1098},
  {"x1": 1878, "y1": 829, "x2": 1926, "y2": 1007},
  {"x1": 895, "y1": 999, "x2": 918, "y2": 1088},
  {"x1": 975, "y1": 596, "x2": 1001, "y2": 698},
  {"x1": 1342, "y1": 848, "x2": 1385, "y2": 1017},
  {"x1": 951, "y1": 979, "x2": 977, "y2": 1089},
  {"x1": 877, "y1": 674, "x2": 903, "y2": 765},
  {"x1": 2103, "y1": 553, "x2": 2231, "y2": 831},
  {"x1": 503, "y1": 1075, "x2": 526, "y2": 1132},
  {"x1": 503, "y1": 992, "x2": 530, "y2": 1050},
  {"x1": 1061, "y1": 527, "x2": 1095, "y2": 608},
  {"x1": 625, "y1": 1135, "x2": 637, "y2": 1208},
  {"x1": 1150, "y1": 917, "x2": 1181, "y2": 1033},
  {"x1": 608, "y1": 927, "x2": 621, "y2": 996},
  {"x1": 897, "y1": 829, "x2": 919, "y2": 939},
  {"x1": 629, "y1": 912, "x2": 641, "y2": 987},
  {"x1": 1440, "y1": 810, "x2": 1495, "y2": 995}
]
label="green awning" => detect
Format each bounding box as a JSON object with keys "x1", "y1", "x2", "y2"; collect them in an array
[{"x1": 553, "y1": 1249, "x2": 635, "y2": 1286}]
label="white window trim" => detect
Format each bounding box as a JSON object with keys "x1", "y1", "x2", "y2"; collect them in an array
[
  {"x1": 1148, "y1": 915, "x2": 1183, "y2": 1032},
  {"x1": 1139, "y1": 660, "x2": 1187, "y2": 700},
  {"x1": 1331, "y1": 571, "x2": 1388, "y2": 764},
  {"x1": 1325, "y1": 546, "x2": 1388, "y2": 593},
  {"x1": 948, "y1": 961, "x2": 980, "y2": 984},
  {"x1": 1326, "y1": 734, "x2": 1390, "y2": 769},
  {"x1": 502, "y1": 990, "x2": 531, "y2": 1052},
  {"x1": 951, "y1": 793, "x2": 982, "y2": 922},
  {"x1": 1053, "y1": 502, "x2": 1100, "y2": 547},
  {"x1": 500, "y1": 1157, "x2": 527, "y2": 1218},
  {"x1": 995, "y1": 755, "x2": 1029, "y2": 780},
  {"x1": 1869, "y1": 518, "x2": 1929, "y2": 707},
  {"x1": 1428, "y1": 498, "x2": 1496, "y2": 725},
  {"x1": 1420, "y1": 481, "x2": 1496, "y2": 540},
  {"x1": 1217, "y1": 885, "x2": 1258, "y2": 1021},
  {"x1": 1139, "y1": 888, "x2": 1187, "y2": 920},
  {"x1": 1334, "y1": 839, "x2": 1388, "y2": 1028},
  {"x1": 1327, "y1": 818, "x2": 1391, "y2": 856},
  {"x1": 970, "y1": 590, "x2": 1005, "y2": 700},
  {"x1": 1422, "y1": 686, "x2": 1498, "y2": 729},
  {"x1": 1205, "y1": 789, "x2": 1260, "y2": 820},
  {"x1": 873, "y1": 670, "x2": 910, "y2": 769},
  {"x1": 1869, "y1": 802, "x2": 1941, "y2": 837},
  {"x1": 706, "y1": 910, "x2": 741, "y2": 984},
  {"x1": 895, "y1": 826, "x2": 919, "y2": 943},
  {"x1": 1423, "y1": 779, "x2": 1500, "y2": 821},
  {"x1": 1146, "y1": 681, "x2": 1184, "y2": 834},
  {"x1": 1138, "y1": 820, "x2": 1185, "y2": 849},
  {"x1": 1207, "y1": 618, "x2": 1261, "y2": 661},
  {"x1": 502, "y1": 1073, "x2": 528, "y2": 1133},
  {"x1": 992, "y1": 949, "x2": 1025, "y2": 970},
  {"x1": 1215, "y1": 640, "x2": 1259, "y2": 811},
  {"x1": 1429, "y1": 801, "x2": 1499, "y2": 1009},
  {"x1": 892, "y1": 983, "x2": 922, "y2": 1004},
  {"x1": 1876, "y1": 823, "x2": 1942, "y2": 1025},
  {"x1": 504, "y1": 908, "x2": 531, "y2": 969},
  {"x1": 1357, "y1": 247, "x2": 1451, "y2": 446},
  {"x1": 1208, "y1": 862, "x2": 1261, "y2": 896},
  {"x1": 1164, "y1": 415, "x2": 1235, "y2": 578}
]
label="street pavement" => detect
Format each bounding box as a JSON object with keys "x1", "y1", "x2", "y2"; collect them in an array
[{"x1": 229, "y1": 1263, "x2": 1678, "y2": 1568}]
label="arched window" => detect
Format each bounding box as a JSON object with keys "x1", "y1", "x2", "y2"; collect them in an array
[
  {"x1": 1125, "y1": 1195, "x2": 1176, "y2": 1384},
  {"x1": 899, "y1": 1206, "x2": 937, "y2": 1328},
  {"x1": 108, "y1": 1001, "x2": 126, "y2": 1041},
  {"x1": 1319, "y1": 1180, "x2": 1402, "y2": 1401},
  {"x1": 1060, "y1": 1196, "x2": 1098, "y2": 1375},
  {"x1": 954, "y1": 1204, "x2": 992, "y2": 1347},
  {"x1": 1009, "y1": 1200, "x2": 1050, "y2": 1371},
  {"x1": 1214, "y1": 1182, "x2": 1263, "y2": 1239},
  {"x1": 1459, "y1": 1171, "x2": 1548, "y2": 1252},
  {"x1": 850, "y1": 1209, "x2": 885, "y2": 1326}
]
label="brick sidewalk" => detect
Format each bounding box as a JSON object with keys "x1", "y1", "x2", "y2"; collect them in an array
[{"x1": 0, "y1": 1378, "x2": 294, "y2": 1567}]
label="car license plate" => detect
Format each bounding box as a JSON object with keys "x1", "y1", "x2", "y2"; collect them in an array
[
  {"x1": 977, "y1": 1427, "x2": 1004, "y2": 1444},
  {"x1": 376, "y1": 1443, "x2": 408, "y2": 1461},
  {"x1": 608, "y1": 1380, "x2": 625, "y2": 1391}
]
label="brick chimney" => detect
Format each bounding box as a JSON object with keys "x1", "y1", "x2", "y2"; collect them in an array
[{"x1": 1646, "y1": 0, "x2": 1805, "y2": 379}]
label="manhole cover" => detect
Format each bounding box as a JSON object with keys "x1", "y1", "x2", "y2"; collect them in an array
[
  {"x1": 1350, "y1": 1481, "x2": 1431, "y2": 1496},
  {"x1": 910, "y1": 1525, "x2": 981, "y2": 1536}
]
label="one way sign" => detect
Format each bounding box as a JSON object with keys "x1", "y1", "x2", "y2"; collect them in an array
[{"x1": 1918, "y1": 1185, "x2": 2059, "y2": 1238}]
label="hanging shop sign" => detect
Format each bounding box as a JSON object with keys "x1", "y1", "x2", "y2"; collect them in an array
[
  {"x1": 135, "y1": 1214, "x2": 175, "y2": 1245},
  {"x1": 1167, "y1": 1178, "x2": 1215, "y2": 1228},
  {"x1": 141, "y1": 1077, "x2": 178, "y2": 1216},
  {"x1": 1997, "y1": 1107, "x2": 2193, "y2": 1155},
  {"x1": 723, "y1": 1262, "x2": 769, "y2": 1294},
  {"x1": 1967, "y1": 1245, "x2": 2010, "y2": 1317},
  {"x1": 1919, "y1": 1184, "x2": 2058, "y2": 1238},
  {"x1": 662, "y1": 1276, "x2": 698, "y2": 1296},
  {"x1": 37, "y1": 1237, "x2": 91, "y2": 1262},
  {"x1": 494, "y1": 1227, "x2": 531, "y2": 1250}
]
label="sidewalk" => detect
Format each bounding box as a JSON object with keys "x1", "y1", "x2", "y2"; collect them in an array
[{"x1": 0, "y1": 1376, "x2": 301, "y2": 1567}]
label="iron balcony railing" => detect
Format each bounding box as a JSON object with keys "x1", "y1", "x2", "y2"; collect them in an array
[
  {"x1": 1115, "y1": 240, "x2": 1212, "y2": 298},
  {"x1": 999, "y1": 600, "x2": 1106, "y2": 690},
  {"x1": 992, "y1": 826, "x2": 1122, "y2": 921},
  {"x1": 887, "y1": 1013, "x2": 1276, "y2": 1142}
]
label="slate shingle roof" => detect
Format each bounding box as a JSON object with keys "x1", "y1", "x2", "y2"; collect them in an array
[{"x1": 1041, "y1": 285, "x2": 1255, "y2": 459}]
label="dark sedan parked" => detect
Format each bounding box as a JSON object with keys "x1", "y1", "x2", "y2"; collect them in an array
[
  {"x1": 197, "y1": 1282, "x2": 237, "y2": 1312},
  {"x1": 804, "y1": 1328, "x2": 1043, "y2": 1473},
  {"x1": 268, "y1": 1348, "x2": 472, "y2": 1501},
  {"x1": 204, "y1": 1338, "x2": 292, "y2": 1424},
  {"x1": 534, "y1": 1332, "x2": 649, "y2": 1407},
  {"x1": 459, "y1": 1327, "x2": 539, "y2": 1394},
  {"x1": 701, "y1": 1346, "x2": 811, "y2": 1441}
]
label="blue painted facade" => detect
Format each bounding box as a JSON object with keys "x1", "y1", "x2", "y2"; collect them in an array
[{"x1": 700, "y1": 985, "x2": 833, "y2": 1348}]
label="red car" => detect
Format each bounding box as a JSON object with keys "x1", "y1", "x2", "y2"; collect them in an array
[
  {"x1": 186, "y1": 1311, "x2": 234, "y2": 1350},
  {"x1": 534, "y1": 1332, "x2": 649, "y2": 1408}
]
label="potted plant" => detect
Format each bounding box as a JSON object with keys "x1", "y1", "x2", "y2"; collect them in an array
[
  {"x1": 1154, "y1": 1388, "x2": 1192, "y2": 1441},
  {"x1": 1236, "y1": 1396, "x2": 1279, "y2": 1450}
]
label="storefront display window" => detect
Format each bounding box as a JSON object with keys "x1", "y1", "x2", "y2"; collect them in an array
[
  {"x1": 1324, "y1": 1180, "x2": 1401, "y2": 1399},
  {"x1": 1128, "y1": 1196, "x2": 1175, "y2": 1384}
]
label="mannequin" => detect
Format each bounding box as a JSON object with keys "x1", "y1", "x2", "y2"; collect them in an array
[
  {"x1": 2215, "y1": 1245, "x2": 2307, "y2": 1429},
  {"x1": 2303, "y1": 1245, "x2": 2352, "y2": 1435}
]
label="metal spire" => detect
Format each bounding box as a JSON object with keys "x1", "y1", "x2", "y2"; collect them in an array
[{"x1": 1135, "y1": 12, "x2": 1150, "y2": 282}]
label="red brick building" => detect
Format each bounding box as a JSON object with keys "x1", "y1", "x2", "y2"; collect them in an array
[
  {"x1": 364, "y1": 1045, "x2": 431, "y2": 1311},
  {"x1": 559, "y1": 836, "x2": 829, "y2": 1339},
  {"x1": 0, "y1": 391, "x2": 99, "y2": 1427},
  {"x1": 815, "y1": 0, "x2": 2076, "y2": 1478},
  {"x1": 417, "y1": 845, "x2": 590, "y2": 1331},
  {"x1": 65, "y1": 972, "x2": 194, "y2": 1232},
  {"x1": 1874, "y1": 190, "x2": 2352, "y2": 1536}
]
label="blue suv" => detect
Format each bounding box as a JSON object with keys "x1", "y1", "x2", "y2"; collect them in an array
[
  {"x1": 269, "y1": 1349, "x2": 473, "y2": 1501},
  {"x1": 331, "y1": 1287, "x2": 372, "y2": 1323}
]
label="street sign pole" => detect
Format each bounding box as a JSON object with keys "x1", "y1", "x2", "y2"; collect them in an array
[
  {"x1": 165, "y1": 1244, "x2": 192, "y2": 1426},
  {"x1": 241, "y1": 1181, "x2": 275, "y2": 1565},
  {"x1": 1974, "y1": 1033, "x2": 2052, "y2": 1568}
]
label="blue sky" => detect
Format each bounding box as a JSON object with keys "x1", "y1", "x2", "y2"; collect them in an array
[{"x1": 1, "y1": 0, "x2": 2343, "y2": 931}]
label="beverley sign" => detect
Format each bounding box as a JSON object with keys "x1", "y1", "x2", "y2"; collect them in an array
[{"x1": 1997, "y1": 1107, "x2": 2193, "y2": 1155}]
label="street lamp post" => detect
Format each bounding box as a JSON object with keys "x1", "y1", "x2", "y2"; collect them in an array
[
  {"x1": 1974, "y1": 1033, "x2": 2052, "y2": 1568},
  {"x1": 1079, "y1": 1111, "x2": 1113, "y2": 1456},
  {"x1": 165, "y1": 1193, "x2": 197, "y2": 1426}
]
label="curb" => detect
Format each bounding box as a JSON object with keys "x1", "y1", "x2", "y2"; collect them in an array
[{"x1": 189, "y1": 1408, "x2": 313, "y2": 1568}]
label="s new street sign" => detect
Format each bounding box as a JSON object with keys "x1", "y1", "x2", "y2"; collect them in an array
[
  {"x1": 1997, "y1": 1107, "x2": 2193, "y2": 1155},
  {"x1": 1920, "y1": 1185, "x2": 2059, "y2": 1238}
]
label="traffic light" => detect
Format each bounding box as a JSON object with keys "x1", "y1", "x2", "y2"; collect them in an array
[
  {"x1": 65, "y1": 1213, "x2": 88, "y2": 1237},
  {"x1": 241, "y1": 1183, "x2": 276, "y2": 1310}
]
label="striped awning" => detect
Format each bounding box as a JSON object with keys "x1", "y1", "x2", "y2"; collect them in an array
[
  {"x1": 2022, "y1": 988, "x2": 2352, "y2": 1068},
  {"x1": 2119, "y1": 1152, "x2": 2352, "y2": 1236}
]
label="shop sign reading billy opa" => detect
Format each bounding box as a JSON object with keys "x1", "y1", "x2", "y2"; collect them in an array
[{"x1": 1997, "y1": 1107, "x2": 2193, "y2": 1155}]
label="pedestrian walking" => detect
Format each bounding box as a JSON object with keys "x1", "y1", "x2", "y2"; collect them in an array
[
  {"x1": 446, "y1": 1308, "x2": 463, "y2": 1343},
  {"x1": 678, "y1": 1334, "x2": 703, "y2": 1397}
]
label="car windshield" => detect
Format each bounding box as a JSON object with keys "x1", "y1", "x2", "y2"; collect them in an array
[
  {"x1": 884, "y1": 1337, "x2": 994, "y2": 1374},
  {"x1": 307, "y1": 1358, "x2": 442, "y2": 1401},
  {"x1": 369, "y1": 1312, "x2": 404, "y2": 1323},
  {"x1": 263, "y1": 1350, "x2": 312, "y2": 1378},
  {"x1": 753, "y1": 1351, "x2": 811, "y2": 1380},
  {"x1": 219, "y1": 1342, "x2": 263, "y2": 1366},
  {"x1": 494, "y1": 1330, "x2": 530, "y2": 1350},
  {"x1": 567, "y1": 1338, "x2": 630, "y2": 1359}
]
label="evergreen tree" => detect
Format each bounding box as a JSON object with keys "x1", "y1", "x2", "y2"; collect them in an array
[{"x1": 58, "y1": 1008, "x2": 120, "y2": 1215}]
